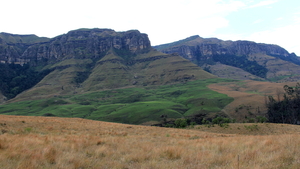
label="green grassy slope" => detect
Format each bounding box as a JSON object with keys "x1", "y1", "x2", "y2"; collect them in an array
[
  {"x1": 12, "y1": 49, "x2": 215, "y2": 102},
  {"x1": 0, "y1": 78, "x2": 234, "y2": 124},
  {"x1": 82, "y1": 50, "x2": 133, "y2": 90}
]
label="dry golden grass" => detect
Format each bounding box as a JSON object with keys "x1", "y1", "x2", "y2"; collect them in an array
[
  {"x1": 208, "y1": 80, "x2": 296, "y2": 121},
  {"x1": 0, "y1": 115, "x2": 300, "y2": 168}
]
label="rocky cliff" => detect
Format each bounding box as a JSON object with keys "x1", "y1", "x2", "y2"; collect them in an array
[
  {"x1": 154, "y1": 35, "x2": 300, "y2": 81},
  {"x1": 16, "y1": 29, "x2": 151, "y2": 65},
  {"x1": 0, "y1": 33, "x2": 49, "y2": 64},
  {"x1": 155, "y1": 35, "x2": 297, "y2": 62}
]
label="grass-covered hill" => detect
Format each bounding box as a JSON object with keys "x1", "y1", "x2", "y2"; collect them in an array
[
  {"x1": 0, "y1": 115, "x2": 299, "y2": 168},
  {"x1": 0, "y1": 78, "x2": 234, "y2": 125}
]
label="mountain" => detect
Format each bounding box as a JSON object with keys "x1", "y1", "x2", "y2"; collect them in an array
[
  {"x1": 154, "y1": 35, "x2": 300, "y2": 82},
  {"x1": 2, "y1": 29, "x2": 299, "y2": 125},
  {"x1": 0, "y1": 29, "x2": 214, "y2": 101},
  {"x1": 0, "y1": 29, "x2": 230, "y2": 125}
]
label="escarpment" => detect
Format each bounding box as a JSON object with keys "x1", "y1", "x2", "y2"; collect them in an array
[{"x1": 154, "y1": 35, "x2": 300, "y2": 81}]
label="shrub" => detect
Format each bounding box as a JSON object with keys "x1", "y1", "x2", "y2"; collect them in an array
[
  {"x1": 212, "y1": 117, "x2": 231, "y2": 126},
  {"x1": 247, "y1": 118, "x2": 255, "y2": 123},
  {"x1": 244, "y1": 124, "x2": 259, "y2": 131},
  {"x1": 43, "y1": 113, "x2": 56, "y2": 117},
  {"x1": 256, "y1": 116, "x2": 267, "y2": 123},
  {"x1": 174, "y1": 119, "x2": 188, "y2": 128}
]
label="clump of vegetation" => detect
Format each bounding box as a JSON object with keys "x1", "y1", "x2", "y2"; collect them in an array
[
  {"x1": 256, "y1": 116, "x2": 267, "y2": 123},
  {"x1": 42, "y1": 113, "x2": 56, "y2": 117},
  {"x1": 244, "y1": 124, "x2": 259, "y2": 131},
  {"x1": 212, "y1": 117, "x2": 231, "y2": 126},
  {"x1": 174, "y1": 118, "x2": 188, "y2": 128},
  {"x1": 201, "y1": 116, "x2": 235, "y2": 128},
  {"x1": 266, "y1": 83, "x2": 300, "y2": 124}
]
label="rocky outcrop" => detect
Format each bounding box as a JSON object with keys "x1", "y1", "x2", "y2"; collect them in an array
[
  {"x1": 154, "y1": 35, "x2": 300, "y2": 81},
  {"x1": 154, "y1": 35, "x2": 295, "y2": 62},
  {"x1": 15, "y1": 29, "x2": 151, "y2": 65},
  {"x1": 0, "y1": 33, "x2": 49, "y2": 64}
]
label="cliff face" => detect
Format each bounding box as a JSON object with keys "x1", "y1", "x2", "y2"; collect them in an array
[
  {"x1": 155, "y1": 36, "x2": 293, "y2": 61},
  {"x1": 0, "y1": 33, "x2": 50, "y2": 64},
  {"x1": 154, "y1": 36, "x2": 300, "y2": 81},
  {"x1": 17, "y1": 29, "x2": 151, "y2": 65}
]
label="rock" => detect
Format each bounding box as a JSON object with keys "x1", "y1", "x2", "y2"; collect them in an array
[
  {"x1": 0, "y1": 29, "x2": 151, "y2": 65},
  {"x1": 154, "y1": 36, "x2": 294, "y2": 62}
]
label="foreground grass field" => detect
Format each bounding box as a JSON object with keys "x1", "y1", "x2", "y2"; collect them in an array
[{"x1": 0, "y1": 115, "x2": 300, "y2": 169}]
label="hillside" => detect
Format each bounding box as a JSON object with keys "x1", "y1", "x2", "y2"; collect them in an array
[
  {"x1": 0, "y1": 115, "x2": 300, "y2": 169},
  {"x1": 0, "y1": 29, "x2": 214, "y2": 101},
  {"x1": 154, "y1": 35, "x2": 300, "y2": 82},
  {"x1": 0, "y1": 29, "x2": 234, "y2": 125},
  {"x1": 0, "y1": 78, "x2": 234, "y2": 125},
  {"x1": 208, "y1": 80, "x2": 297, "y2": 121}
]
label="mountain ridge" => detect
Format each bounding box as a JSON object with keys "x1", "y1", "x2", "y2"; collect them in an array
[{"x1": 154, "y1": 35, "x2": 300, "y2": 81}]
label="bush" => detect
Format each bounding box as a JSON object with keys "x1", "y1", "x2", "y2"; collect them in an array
[
  {"x1": 43, "y1": 113, "x2": 56, "y2": 117},
  {"x1": 247, "y1": 118, "x2": 255, "y2": 123},
  {"x1": 212, "y1": 117, "x2": 231, "y2": 126},
  {"x1": 174, "y1": 119, "x2": 188, "y2": 128},
  {"x1": 256, "y1": 116, "x2": 267, "y2": 123},
  {"x1": 244, "y1": 124, "x2": 259, "y2": 131}
]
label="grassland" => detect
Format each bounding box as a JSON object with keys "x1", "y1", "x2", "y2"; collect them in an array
[
  {"x1": 208, "y1": 80, "x2": 299, "y2": 121},
  {"x1": 0, "y1": 78, "x2": 235, "y2": 125},
  {"x1": 0, "y1": 115, "x2": 300, "y2": 169}
]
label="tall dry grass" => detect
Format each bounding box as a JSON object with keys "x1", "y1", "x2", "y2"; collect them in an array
[{"x1": 0, "y1": 115, "x2": 299, "y2": 168}]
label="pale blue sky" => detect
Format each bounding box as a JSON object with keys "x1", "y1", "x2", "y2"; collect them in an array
[{"x1": 1, "y1": 0, "x2": 300, "y2": 55}]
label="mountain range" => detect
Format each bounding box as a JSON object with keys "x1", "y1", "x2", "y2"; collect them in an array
[{"x1": 0, "y1": 28, "x2": 299, "y2": 125}]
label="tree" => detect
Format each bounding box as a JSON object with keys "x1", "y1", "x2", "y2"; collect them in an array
[
  {"x1": 174, "y1": 118, "x2": 188, "y2": 128},
  {"x1": 266, "y1": 83, "x2": 300, "y2": 124}
]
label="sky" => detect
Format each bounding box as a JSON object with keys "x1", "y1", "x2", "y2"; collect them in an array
[{"x1": 1, "y1": 0, "x2": 300, "y2": 55}]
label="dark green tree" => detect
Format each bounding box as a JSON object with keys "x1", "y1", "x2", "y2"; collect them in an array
[{"x1": 267, "y1": 83, "x2": 300, "y2": 124}]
